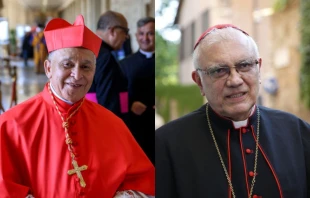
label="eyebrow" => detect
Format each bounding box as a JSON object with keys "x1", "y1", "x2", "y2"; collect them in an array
[
  {"x1": 59, "y1": 58, "x2": 94, "y2": 64},
  {"x1": 80, "y1": 60, "x2": 94, "y2": 65},
  {"x1": 208, "y1": 63, "x2": 228, "y2": 69},
  {"x1": 236, "y1": 59, "x2": 253, "y2": 64},
  {"x1": 208, "y1": 58, "x2": 254, "y2": 68}
]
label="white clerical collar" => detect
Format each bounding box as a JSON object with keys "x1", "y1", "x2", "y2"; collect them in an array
[
  {"x1": 50, "y1": 83, "x2": 73, "y2": 105},
  {"x1": 232, "y1": 105, "x2": 256, "y2": 129},
  {"x1": 139, "y1": 49, "x2": 154, "y2": 58}
]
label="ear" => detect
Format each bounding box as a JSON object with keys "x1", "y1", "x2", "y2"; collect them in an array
[
  {"x1": 192, "y1": 71, "x2": 205, "y2": 96},
  {"x1": 257, "y1": 58, "x2": 262, "y2": 80},
  {"x1": 110, "y1": 27, "x2": 117, "y2": 37},
  {"x1": 44, "y1": 59, "x2": 52, "y2": 79},
  {"x1": 258, "y1": 58, "x2": 262, "y2": 70}
]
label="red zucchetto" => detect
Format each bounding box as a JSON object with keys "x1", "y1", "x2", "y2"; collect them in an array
[{"x1": 193, "y1": 24, "x2": 249, "y2": 50}]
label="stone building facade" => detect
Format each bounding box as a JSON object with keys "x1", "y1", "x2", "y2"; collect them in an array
[
  {"x1": 175, "y1": 0, "x2": 310, "y2": 121},
  {"x1": 0, "y1": 0, "x2": 155, "y2": 52}
]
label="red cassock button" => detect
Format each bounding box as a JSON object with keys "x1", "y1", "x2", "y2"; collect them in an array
[
  {"x1": 246, "y1": 149, "x2": 252, "y2": 154},
  {"x1": 79, "y1": 191, "x2": 85, "y2": 196},
  {"x1": 70, "y1": 120, "x2": 76, "y2": 126},
  {"x1": 249, "y1": 171, "x2": 254, "y2": 177},
  {"x1": 252, "y1": 195, "x2": 258, "y2": 198},
  {"x1": 242, "y1": 128, "x2": 247, "y2": 133}
]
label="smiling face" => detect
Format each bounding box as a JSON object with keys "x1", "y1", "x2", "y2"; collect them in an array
[
  {"x1": 44, "y1": 48, "x2": 96, "y2": 103},
  {"x1": 136, "y1": 22, "x2": 155, "y2": 52},
  {"x1": 192, "y1": 30, "x2": 261, "y2": 121}
]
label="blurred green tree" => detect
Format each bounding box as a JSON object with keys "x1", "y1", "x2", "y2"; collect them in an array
[
  {"x1": 300, "y1": 0, "x2": 310, "y2": 108},
  {"x1": 155, "y1": 31, "x2": 178, "y2": 85}
]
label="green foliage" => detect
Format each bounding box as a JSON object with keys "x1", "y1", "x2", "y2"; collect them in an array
[
  {"x1": 9, "y1": 29, "x2": 16, "y2": 45},
  {"x1": 9, "y1": 29, "x2": 17, "y2": 55},
  {"x1": 273, "y1": 0, "x2": 289, "y2": 12},
  {"x1": 300, "y1": 0, "x2": 310, "y2": 107},
  {"x1": 156, "y1": 84, "x2": 204, "y2": 122},
  {"x1": 155, "y1": 31, "x2": 178, "y2": 85}
]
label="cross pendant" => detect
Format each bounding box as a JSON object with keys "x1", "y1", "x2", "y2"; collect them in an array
[{"x1": 68, "y1": 160, "x2": 88, "y2": 187}]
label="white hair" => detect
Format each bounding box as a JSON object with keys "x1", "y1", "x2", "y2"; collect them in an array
[{"x1": 192, "y1": 27, "x2": 259, "y2": 69}]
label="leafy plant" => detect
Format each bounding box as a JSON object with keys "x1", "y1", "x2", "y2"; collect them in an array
[
  {"x1": 155, "y1": 31, "x2": 178, "y2": 85},
  {"x1": 300, "y1": 0, "x2": 310, "y2": 107},
  {"x1": 273, "y1": 0, "x2": 289, "y2": 12},
  {"x1": 156, "y1": 84, "x2": 204, "y2": 122}
]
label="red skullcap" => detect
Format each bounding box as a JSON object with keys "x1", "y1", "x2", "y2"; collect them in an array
[
  {"x1": 193, "y1": 24, "x2": 249, "y2": 50},
  {"x1": 44, "y1": 15, "x2": 101, "y2": 57}
]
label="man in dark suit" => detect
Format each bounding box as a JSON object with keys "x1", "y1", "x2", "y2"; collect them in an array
[
  {"x1": 87, "y1": 10, "x2": 129, "y2": 123},
  {"x1": 120, "y1": 17, "x2": 155, "y2": 164}
]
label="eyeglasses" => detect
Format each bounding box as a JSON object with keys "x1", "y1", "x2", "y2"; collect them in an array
[
  {"x1": 114, "y1": 25, "x2": 130, "y2": 35},
  {"x1": 196, "y1": 59, "x2": 259, "y2": 80}
]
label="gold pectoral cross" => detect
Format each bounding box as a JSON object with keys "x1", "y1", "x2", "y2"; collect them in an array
[{"x1": 68, "y1": 160, "x2": 88, "y2": 187}]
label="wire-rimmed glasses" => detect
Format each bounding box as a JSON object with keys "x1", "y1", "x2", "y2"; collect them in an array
[{"x1": 196, "y1": 59, "x2": 259, "y2": 80}]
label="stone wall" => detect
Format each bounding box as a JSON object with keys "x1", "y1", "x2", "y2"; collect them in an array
[{"x1": 268, "y1": 0, "x2": 310, "y2": 121}]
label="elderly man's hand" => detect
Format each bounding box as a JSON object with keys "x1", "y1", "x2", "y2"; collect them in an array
[{"x1": 131, "y1": 101, "x2": 147, "y2": 115}]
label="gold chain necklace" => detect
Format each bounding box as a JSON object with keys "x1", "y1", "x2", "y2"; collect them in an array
[
  {"x1": 206, "y1": 104, "x2": 260, "y2": 198},
  {"x1": 48, "y1": 83, "x2": 88, "y2": 187}
]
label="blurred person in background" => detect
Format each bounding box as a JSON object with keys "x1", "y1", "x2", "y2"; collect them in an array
[
  {"x1": 120, "y1": 17, "x2": 155, "y2": 165},
  {"x1": 21, "y1": 29, "x2": 34, "y2": 67},
  {"x1": 87, "y1": 10, "x2": 129, "y2": 125},
  {"x1": 32, "y1": 24, "x2": 48, "y2": 74},
  {"x1": 112, "y1": 35, "x2": 132, "y2": 61}
]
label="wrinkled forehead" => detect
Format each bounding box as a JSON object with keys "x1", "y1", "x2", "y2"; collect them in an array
[
  {"x1": 200, "y1": 28, "x2": 251, "y2": 50},
  {"x1": 49, "y1": 47, "x2": 96, "y2": 62}
]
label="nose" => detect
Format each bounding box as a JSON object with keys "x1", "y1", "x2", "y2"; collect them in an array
[
  {"x1": 142, "y1": 34, "x2": 148, "y2": 41},
  {"x1": 226, "y1": 68, "x2": 243, "y2": 87},
  {"x1": 71, "y1": 67, "x2": 83, "y2": 80}
]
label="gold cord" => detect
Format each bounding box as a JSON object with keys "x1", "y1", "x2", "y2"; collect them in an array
[{"x1": 48, "y1": 83, "x2": 84, "y2": 159}]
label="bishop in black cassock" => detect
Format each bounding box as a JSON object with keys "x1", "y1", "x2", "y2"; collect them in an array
[
  {"x1": 156, "y1": 23, "x2": 310, "y2": 198},
  {"x1": 119, "y1": 17, "x2": 155, "y2": 164},
  {"x1": 88, "y1": 11, "x2": 129, "y2": 125},
  {"x1": 120, "y1": 50, "x2": 155, "y2": 164},
  {"x1": 88, "y1": 40, "x2": 128, "y2": 122},
  {"x1": 156, "y1": 104, "x2": 310, "y2": 198}
]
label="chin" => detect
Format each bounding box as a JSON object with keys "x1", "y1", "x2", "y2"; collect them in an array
[
  {"x1": 142, "y1": 47, "x2": 151, "y2": 52},
  {"x1": 227, "y1": 104, "x2": 253, "y2": 118},
  {"x1": 65, "y1": 95, "x2": 82, "y2": 103}
]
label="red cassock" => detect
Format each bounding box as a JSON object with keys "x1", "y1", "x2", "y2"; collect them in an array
[{"x1": 0, "y1": 83, "x2": 155, "y2": 197}]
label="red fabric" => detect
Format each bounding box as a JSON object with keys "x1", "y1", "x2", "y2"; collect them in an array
[
  {"x1": 44, "y1": 15, "x2": 102, "y2": 57},
  {"x1": 0, "y1": 83, "x2": 154, "y2": 197},
  {"x1": 193, "y1": 24, "x2": 249, "y2": 50}
]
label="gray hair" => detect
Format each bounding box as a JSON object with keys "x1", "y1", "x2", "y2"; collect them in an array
[
  {"x1": 97, "y1": 10, "x2": 125, "y2": 31},
  {"x1": 137, "y1": 17, "x2": 155, "y2": 28},
  {"x1": 192, "y1": 27, "x2": 259, "y2": 69}
]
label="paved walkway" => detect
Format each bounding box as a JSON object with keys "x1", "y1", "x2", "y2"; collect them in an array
[{"x1": 0, "y1": 58, "x2": 48, "y2": 112}]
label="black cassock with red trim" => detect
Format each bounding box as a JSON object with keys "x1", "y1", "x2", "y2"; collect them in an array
[{"x1": 156, "y1": 104, "x2": 310, "y2": 198}]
